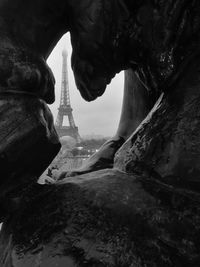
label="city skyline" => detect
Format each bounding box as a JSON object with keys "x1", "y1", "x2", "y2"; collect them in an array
[{"x1": 47, "y1": 33, "x2": 124, "y2": 137}]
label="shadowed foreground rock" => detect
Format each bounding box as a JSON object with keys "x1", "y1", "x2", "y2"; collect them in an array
[
  {"x1": 2, "y1": 60, "x2": 200, "y2": 265},
  {"x1": 0, "y1": 169, "x2": 200, "y2": 266},
  {"x1": 1, "y1": 0, "x2": 200, "y2": 266}
]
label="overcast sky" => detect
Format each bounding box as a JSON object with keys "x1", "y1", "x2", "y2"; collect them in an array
[{"x1": 47, "y1": 33, "x2": 124, "y2": 137}]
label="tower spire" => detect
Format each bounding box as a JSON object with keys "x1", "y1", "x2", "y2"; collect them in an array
[
  {"x1": 55, "y1": 49, "x2": 81, "y2": 143},
  {"x1": 59, "y1": 49, "x2": 70, "y2": 107}
]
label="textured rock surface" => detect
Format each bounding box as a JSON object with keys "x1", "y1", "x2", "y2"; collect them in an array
[
  {"x1": 0, "y1": 94, "x2": 60, "y2": 221},
  {"x1": 1, "y1": 169, "x2": 200, "y2": 266},
  {"x1": 115, "y1": 58, "x2": 200, "y2": 186},
  {"x1": 0, "y1": 0, "x2": 200, "y2": 266}
]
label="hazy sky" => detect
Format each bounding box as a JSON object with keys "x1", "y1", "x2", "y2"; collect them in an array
[{"x1": 47, "y1": 33, "x2": 124, "y2": 137}]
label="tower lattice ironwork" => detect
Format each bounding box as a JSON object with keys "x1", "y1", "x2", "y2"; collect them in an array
[{"x1": 55, "y1": 49, "x2": 81, "y2": 142}]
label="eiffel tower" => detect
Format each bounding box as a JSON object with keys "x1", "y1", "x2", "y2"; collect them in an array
[{"x1": 55, "y1": 49, "x2": 81, "y2": 143}]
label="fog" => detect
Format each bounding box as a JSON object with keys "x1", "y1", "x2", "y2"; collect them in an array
[{"x1": 47, "y1": 33, "x2": 124, "y2": 137}]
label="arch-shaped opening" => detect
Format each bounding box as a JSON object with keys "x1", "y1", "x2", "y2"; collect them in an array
[{"x1": 47, "y1": 33, "x2": 124, "y2": 139}]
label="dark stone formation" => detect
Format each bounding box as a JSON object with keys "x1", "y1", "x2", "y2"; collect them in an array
[
  {"x1": 1, "y1": 170, "x2": 200, "y2": 266},
  {"x1": 115, "y1": 58, "x2": 200, "y2": 185},
  {"x1": 0, "y1": 94, "x2": 60, "y2": 222},
  {"x1": 69, "y1": 0, "x2": 200, "y2": 103},
  {"x1": 0, "y1": 0, "x2": 200, "y2": 266}
]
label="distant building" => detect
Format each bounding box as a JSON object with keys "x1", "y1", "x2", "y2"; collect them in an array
[
  {"x1": 55, "y1": 49, "x2": 81, "y2": 143},
  {"x1": 82, "y1": 134, "x2": 107, "y2": 140}
]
